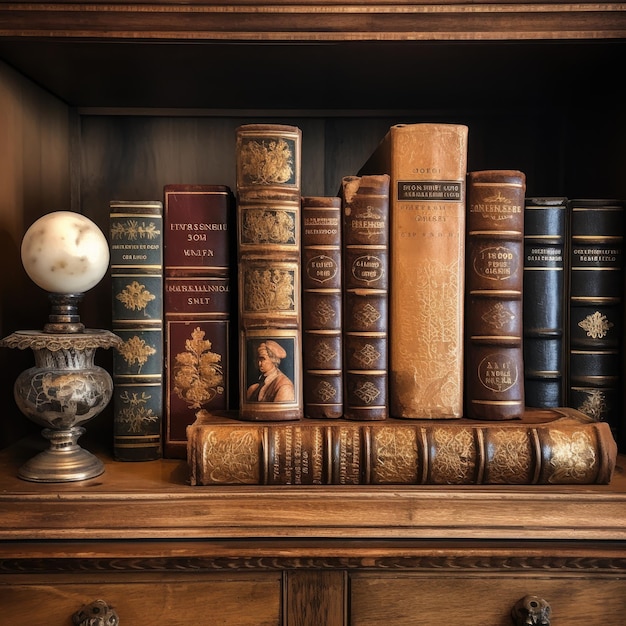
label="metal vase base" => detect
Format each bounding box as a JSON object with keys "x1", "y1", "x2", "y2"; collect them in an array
[{"x1": 18, "y1": 426, "x2": 105, "y2": 483}]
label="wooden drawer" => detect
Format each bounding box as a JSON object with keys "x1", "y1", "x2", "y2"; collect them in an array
[
  {"x1": 350, "y1": 573, "x2": 626, "y2": 625},
  {"x1": 0, "y1": 572, "x2": 282, "y2": 626}
]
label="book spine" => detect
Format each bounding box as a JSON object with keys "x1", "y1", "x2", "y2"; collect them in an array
[
  {"x1": 301, "y1": 196, "x2": 343, "y2": 419},
  {"x1": 523, "y1": 197, "x2": 568, "y2": 408},
  {"x1": 340, "y1": 175, "x2": 390, "y2": 420},
  {"x1": 109, "y1": 200, "x2": 164, "y2": 461},
  {"x1": 187, "y1": 408, "x2": 616, "y2": 486},
  {"x1": 466, "y1": 170, "x2": 526, "y2": 420},
  {"x1": 567, "y1": 198, "x2": 624, "y2": 442},
  {"x1": 163, "y1": 184, "x2": 234, "y2": 459},
  {"x1": 361, "y1": 123, "x2": 468, "y2": 418},
  {"x1": 236, "y1": 124, "x2": 303, "y2": 421}
]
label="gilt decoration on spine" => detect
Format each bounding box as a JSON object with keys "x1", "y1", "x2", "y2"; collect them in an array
[
  {"x1": 358, "y1": 123, "x2": 468, "y2": 418},
  {"x1": 187, "y1": 407, "x2": 617, "y2": 486},
  {"x1": 110, "y1": 200, "x2": 164, "y2": 461},
  {"x1": 302, "y1": 196, "x2": 343, "y2": 418},
  {"x1": 567, "y1": 198, "x2": 624, "y2": 443},
  {"x1": 163, "y1": 185, "x2": 234, "y2": 458},
  {"x1": 341, "y1": 175, "x2": 390, "y2": 420},
  {"x1": 465, "y1": 170, "x2": 526, "y2": 420},
  {"x1": 236, "y1": 124, "x2": 303, "y2": 421}
]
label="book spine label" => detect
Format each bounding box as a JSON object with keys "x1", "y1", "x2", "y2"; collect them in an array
[
  {"x1": 523, "y1": 197, "x2": 568, "y2": 408},
  {"x1": 361, "y1": 123, "x2": 468, "y2": 419},
  {"x1": 187, "y1": 408, "x2": 617, "y2": 486},
  {"x1": 466, "y1": 170, "x2": 526, "y2": 420},
  {"x1": 163, "y1": 185, "x2": 234, "y2": 458},
  {"x1": 301, "y1": 197, "x2": 343, "y2": 419},
  {"x1": 567, "y1": 199, "x2": 624, "y2": 440},
  {"x1": 341, "y1": 175, "x2": 390, "y2": 420},
  {"x1": 236, "y1": 124, "x2": 303, "y2": 421},
  {"x1": 109, "y1": 201, "x2": 164, "y2": 461}
]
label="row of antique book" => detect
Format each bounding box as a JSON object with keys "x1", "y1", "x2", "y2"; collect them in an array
[{"x1": 108, "y1": 122, "x2": 623, "y2": 485}]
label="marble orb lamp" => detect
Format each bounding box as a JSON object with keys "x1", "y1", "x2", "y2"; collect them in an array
[{"x1": 1, "y1": 211, "x2": 121, "y2": 482}]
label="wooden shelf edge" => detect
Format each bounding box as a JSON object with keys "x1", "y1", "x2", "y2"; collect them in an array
[
  {"x1": 1, "y1": 437, "x2": 625, "y2": 542},
  {"x1": 1, "y1": 3, "x2": 626, "y2": 41}
]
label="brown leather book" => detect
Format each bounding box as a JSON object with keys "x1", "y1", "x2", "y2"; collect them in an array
[
  {"x1": 341, "y1": 174, "x2": 390, "y2": 420},
  {"x1": 301, "y1": 196, "x2": 343, "y2": 419},
  {"x1": 465, "y1": 170, "x2": 526, "y2": 420},
  {"x1": 187, "y1": 407, "x2": 617, "y2": 486},
  {"x1": 359, "y1": 123, "x2": 468, "y2": 418},
  {"x1": 163, "y1": 184, "x2": 235, "y2": 458},
  {"x1": 236, "y1": 124, "x2": 303, "y2": 421}
]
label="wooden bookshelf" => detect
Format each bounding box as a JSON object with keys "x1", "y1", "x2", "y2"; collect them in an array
[{"x1": 1, "y1": 3, "x2": 626, "y2": 623}]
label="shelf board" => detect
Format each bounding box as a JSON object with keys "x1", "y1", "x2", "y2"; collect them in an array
[
  {"x1": 1, "y1": 3, "x2": 625, "y2": 108},
  {"x1": 1, "y1": 438, "x2": 625, "y2": 542},
  {"x1": 1, "y1": 2, "x2": 626, "y2": 42}
]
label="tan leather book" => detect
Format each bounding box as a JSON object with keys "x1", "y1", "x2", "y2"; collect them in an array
[
  {"x1": 187, "y1": 407, "x2": 617, "y2": 486},
  {"x1": 466, "y1": 170, "x2": 526, "y2": 420},
  {"x1": 236, "y1": 124, "x2": 303, "y2": 421},
  {"x1": 341, "y1": 174, "x2": 390, "y2": 420},
  {"x1": 359, "y1": 123, "x2": 468, "y2": 418},
  {"x1": 301, "y1": 196, "x2": 343, "y2": 419}
]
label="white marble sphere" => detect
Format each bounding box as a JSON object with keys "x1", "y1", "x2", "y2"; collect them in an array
[{"x1": 21, "y1": 211, "x2": 109, "y2": 294}]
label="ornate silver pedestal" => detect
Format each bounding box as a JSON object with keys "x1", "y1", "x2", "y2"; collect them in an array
[{"x1": 0, "y1": 328, "x2": 121, "y2": 482}]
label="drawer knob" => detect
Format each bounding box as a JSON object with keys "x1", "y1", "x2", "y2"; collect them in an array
[
  {"x1": 511, "y1": 595, "x2": 551, "y2": 625},
  {"x1": 72, "y1": 599, "x2": 119, "y2": 626}
]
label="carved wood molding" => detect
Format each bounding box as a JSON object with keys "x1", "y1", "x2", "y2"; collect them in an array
[{"x1": 3, "y1": 554, "x2": 626, "y2": 574}]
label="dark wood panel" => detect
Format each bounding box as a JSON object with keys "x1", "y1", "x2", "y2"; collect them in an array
[
  {"x1": 285, "y1": 570, "x2": 346, "y2": 626},
  {"x1": 0, "y1": 39, "x2": 625, "y2": 110},
  {"x1": 0, "y1": 60, "x2": 72, "y2": 446}
]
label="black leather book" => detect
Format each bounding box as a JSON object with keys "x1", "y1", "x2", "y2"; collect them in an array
[
  {"x1": 567, "y1": 198, "x2": 625, "y2": 443},
  {"x1": 523, "y1": 197, "x2": 568, "y2": 408}
]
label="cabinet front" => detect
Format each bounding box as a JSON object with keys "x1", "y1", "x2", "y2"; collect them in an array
[
  {"x1": 350, "y1": 572, "x2": 626, "y2": 625},
  {"x1": 0, "y1": 572, "x2": 282, "y2": 626}
]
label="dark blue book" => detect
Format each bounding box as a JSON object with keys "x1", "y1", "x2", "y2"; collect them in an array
[{"x1": 110, "y1": 200, "x2": 164, "y2": 461}]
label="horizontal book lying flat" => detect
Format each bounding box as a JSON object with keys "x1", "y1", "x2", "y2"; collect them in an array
[{"x1": 187, "y1": 407, "x2": 617, "y2": 486}]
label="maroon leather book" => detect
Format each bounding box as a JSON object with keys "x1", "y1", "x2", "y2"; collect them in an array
[
  {"x1": 465, "y1": 170, "x2": 526, "y2": 420},
  {"x1": 301, "y1": 196, "x2": 343, "y2": 419},
  {"x1": 341, "y1": 174, "x2": 390, "y2": 420},
  {"x1": 163, "y1": 184, "x2": 235, "y2": 458}
]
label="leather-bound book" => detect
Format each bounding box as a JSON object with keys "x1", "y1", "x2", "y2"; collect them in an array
[
  {"x1": 567, "y1": 198, "x2": 624, "y2": 441},
  {"x1": 359, "y1": 123, "x2": 468, "y2": 418},
  {"x1": 236, "y1": 124, "x2": 303, "y2": 421},
  {"x1": 187, "y1": 407, "x2": 617, "y2": 486},
  {"x1": 163, "y1": 184, "x2": 235, "y2": 459},
  {"x1": 109, "y1": 200, "x2": 163, "y2": 461},
  {"x1": 301, "y1": 196, "x2": 343, "y2": 419},
  {"x1": 340, "y1": 175, "x2": 390, "y2": 420},
  {"x1": 523, "y1": 197, "x2": 568, "y2": 408},
  {"x1": 465, "y1": 170, "x2": 526, "y2": 420}
]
